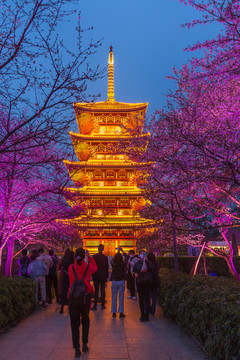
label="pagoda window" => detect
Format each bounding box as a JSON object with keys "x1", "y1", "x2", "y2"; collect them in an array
[
  {"x1": 98, "y1": 144, "x2": 106, "y2": 152},
  {"x1": 94, "y1": 170, "x2": 102, "y2": 179},
  {"x1": 106, "y1": 154, "x2": 114, "y2": 160},
  {"x1": 104, "y1": 230, "x2": 117, "y2": 236},
  {"x1": 99, "y1": 126, "x2": 106, "y2": 133},
  {"x1": 91, "y1": 199, "x2": 101, "y2": 206},
  {"x1": 117, "y1": 181, "x2": 128, "y2": 186},
  {"x1": 119, "y1": 199, "x2": 129, "y2": 206},
  {"x1": 118, "y1": 209, "x2": 130, "y2": 216},
  {"x1": 97, "y1": 154, "x2": 105, "y2": 160},
  {"x1": 104, "y1": 208, "x2": 117, "y2": 215},
  {"x1": 116, "y1": 155, "x2": 124, "y2": 160},
  {"x1": 121, "y1": 230, "x2": 134, "y2": 236},
  {"x1": 115, "y1": 126, "x2": 121, "y2": 134},
  {"x1": 105, "y1": 199, "x2": 116, "y2": 206},
  {"x1": 92, "y1": 209, "x2": 103, "y2": 216},
  {"x1": 106, "y1": 170, "x2": 115, "y2": 179},
  {"x1": 118, "y1": 170, "x2": 126, "y2": 179},
  {"x1": 106, "y1": 126, "x2": 114, "y2": 133}
]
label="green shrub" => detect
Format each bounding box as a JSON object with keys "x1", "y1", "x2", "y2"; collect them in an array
[
  {"x1": 158, "y1": 269, "x2": 240, "y2": 360},
  {"x1": 0, "y1": 276, "x2": 36, "y2": 329},
  {"x1": 157, "y1": 256, "x2": 240, "y2": 276}
]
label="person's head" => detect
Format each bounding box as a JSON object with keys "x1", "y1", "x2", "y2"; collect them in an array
[
  {"x1": 31, "y1": 249, "x2": 38, "y2": 258},
  {"x1": 75, "y1": 248, "x2": 85, "y2": 265},
  {"x1": 38, "y1": 248, "x2": 44, "y2": 255},
  {"x1": 113, "y1": 252, "x2": 123, "y2": 264},
  {"x1": 147, "y1": 252, "x2": 156, "y2": 265},
  {"x1": 139, "y1": 250, "x2": 146, "y2": 260},
  {"x1": 49, "y1": 250, "x2": 54, "y2": 257},
  {"x1": 98, "y1": 244, "x2": 104, "y2": 253},
  {"x1": 22, "y1": 249, "x2": 28, "y2": 257},
  {"x1": 128, "y1": 250, "x2": 135, "y2": 258},
  {"x1": 63, "y1": 248, "x2": 71, "y2": 259},
  {"x1": 30, "y1": 254, "x2": 37, "y2": 261}
]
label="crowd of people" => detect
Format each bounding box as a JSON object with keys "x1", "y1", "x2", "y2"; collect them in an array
[{"x1": 18, "y1": 244, "x2": 160, "y2": 358}]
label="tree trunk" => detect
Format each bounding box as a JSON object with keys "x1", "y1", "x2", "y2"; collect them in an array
[
  {"x1": 5, "y1": 239, "x2": 14, "y2": 276},
  {"x1": 203, "y1": 249, "x2": 208, "y2": 275}
]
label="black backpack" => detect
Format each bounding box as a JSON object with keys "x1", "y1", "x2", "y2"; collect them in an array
[{"x1": 69, "y1": 264, "x2": 89, "y2": 306}]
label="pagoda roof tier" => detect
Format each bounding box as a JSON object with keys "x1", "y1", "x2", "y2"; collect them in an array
[
  {"x1": 69, "y1": 131, "x2": 150, "y2": 142},
  {"x1": 64, "y1": 186, "x2": 146, "y2": 197},
  {"x1": 73, "y1": 101, "x2": 148, "y2": 113},
  {"x1": 64, "y1": 159, "x2": 154, "y2": 171},
  {"x1": 60, "y1": 215, "x2": 158, "y2": 229}
]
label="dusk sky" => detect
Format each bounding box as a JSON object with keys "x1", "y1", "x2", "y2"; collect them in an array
[{"x1": 67, "y1": 0, "x2": 221, "y2": 117}]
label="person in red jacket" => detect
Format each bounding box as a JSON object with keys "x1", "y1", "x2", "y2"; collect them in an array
[{"x1": 68, "y1": 248, "x2": 97, "y2": 358}]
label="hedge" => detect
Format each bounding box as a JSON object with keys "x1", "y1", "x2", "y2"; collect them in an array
[
  {"x1": 158, "y1": 268, "x2": 240, "y2": 360},
  {"x1": 157, "y1": 256, "x2": 240, "y2": 276},
  {"x1": 0, "y1": 276, "x2": 36, "y2": 330}
]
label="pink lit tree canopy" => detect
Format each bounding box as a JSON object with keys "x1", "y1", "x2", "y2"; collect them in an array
[
  {"x1": 0, "y1": 0, "x2": 103, "y2": 275},
  {"x1": 142, "y1": 0, "x2": 240, "y2": 280}
]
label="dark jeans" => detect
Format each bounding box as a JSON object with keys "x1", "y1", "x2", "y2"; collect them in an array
[
  {"x1": 47, "y1": 274, "x2": 58, "y2": 303},
  {"x1": 137, "y1": 284, "x2": 151, "y2": 318},
  {"x1": 128, "y1": 274, "x2": 136, "y2": 297},
  {"x1": 150, "y1": 286, "x2": 158, "y2": 315},
  {"x1": 69, "y1": 295, "x2": 91, "y2": 349},
  {"x1": 93, "y1": 280, "x2": 106, "y2": 307},
  {"x1": 45, "y1": 275, "x2": 50, "y2": 303}
]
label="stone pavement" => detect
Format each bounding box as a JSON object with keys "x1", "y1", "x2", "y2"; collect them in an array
[{"x1": 0, "y1": 284, "x2": 206, "y2": 360}]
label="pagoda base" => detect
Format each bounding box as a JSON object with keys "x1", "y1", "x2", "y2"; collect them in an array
[{"x1": 83, "y1": 238, "x2": 137, "y2": 256}]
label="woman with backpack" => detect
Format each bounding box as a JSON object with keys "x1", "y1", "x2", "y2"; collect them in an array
[{"x1": 68, "y1": 248, "x2": 97, "y2": 358}]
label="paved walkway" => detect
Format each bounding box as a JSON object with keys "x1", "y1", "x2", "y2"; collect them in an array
[{"x1": 0, "y1": 284, "x2": 206, "y2": 360}]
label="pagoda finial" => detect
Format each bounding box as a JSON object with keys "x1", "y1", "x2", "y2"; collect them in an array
[{"x1": 107, "y1": 45, "x2": 115, "y2": 102}]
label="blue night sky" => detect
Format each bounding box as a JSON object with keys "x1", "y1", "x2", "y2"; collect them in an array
[{"x1": 66, "y1": 0, "x2": 220, "y2": 118}]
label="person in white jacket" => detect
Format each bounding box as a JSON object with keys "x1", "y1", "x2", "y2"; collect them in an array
[{"x1": 37, "y1": 248, "x2": 53, "y2": 303}]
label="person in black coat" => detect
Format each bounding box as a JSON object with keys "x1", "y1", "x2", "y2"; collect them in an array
[
  {"x1": 92, "y1": 244, "x2": 109, "y2": 310},
  {"x1": 59, "y1": 249, "x2": 74, "y2": 314},
  {"x1": 133, "y1": 250, "x2": 154, "y2": 322},
  {"x1": 147, "y1": 252, "x2": 160, "y2": 315}
]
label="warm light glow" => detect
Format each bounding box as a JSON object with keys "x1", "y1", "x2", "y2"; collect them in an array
[{"x1": 61, "y1": 47, "x2": 158, "y2": 256}]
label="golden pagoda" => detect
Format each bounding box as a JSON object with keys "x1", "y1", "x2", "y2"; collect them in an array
[{"x1": 62, "y1": 46, "x2": 156, "y2": 255}]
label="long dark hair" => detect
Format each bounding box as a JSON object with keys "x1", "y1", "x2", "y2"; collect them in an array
[
  {"x1": 113, "y1": 252, "x2": 123, "y2": 264},
  {"x1": 75, "y1": 248, "x2": 85, "y2": 265},
  {"x1": 63, "y1": 248, "x2": 71, "y2": 259}
]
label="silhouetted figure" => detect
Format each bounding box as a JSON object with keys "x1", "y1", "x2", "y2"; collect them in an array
[
  {"x1": 92, "y1": 244, "x2": 109, "y2": 310},
  {"x1": 68, "y1": 248, "x2": 97, "y2": 358}
]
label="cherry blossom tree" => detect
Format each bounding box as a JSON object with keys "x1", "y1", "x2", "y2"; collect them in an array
[
  {"x1": 139, "y1": 0, "x2": 240, "y2": 280},
  {"x1": 0, "y1": 1, "x2": 103, "y2": 275}
]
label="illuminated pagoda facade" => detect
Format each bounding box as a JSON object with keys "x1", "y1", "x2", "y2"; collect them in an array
[{"x1": 63, "y1": 47, "x2": 156, "y2": 255}]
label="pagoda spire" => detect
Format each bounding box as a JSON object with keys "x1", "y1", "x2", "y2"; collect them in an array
[{"x1": 107, "y1": 46, "x2": 115, "y2": 102}]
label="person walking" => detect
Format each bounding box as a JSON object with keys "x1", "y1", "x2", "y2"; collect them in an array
[
  {"x1": 37, "y1": 248, "x2": 53, "y2": 304},
  {"x1": 18, "y1": 249, "x2": 30, "y2": 277},
  {"x1": 133, "y1": 250, "x2": 154, "y2": 322},
  {"x1": 28, "y1": 253, "x2": 47, "y2": 308},
  {"x1": 48, "y1": 250, "x2": 59, "y2": 305},
  {"x1": 59, "y1": 249, "x2": 74, "y2": 314},
  {"x1": 92, "y1": 244, "x2": 109, "y2": 310},
  {"x1": 147, "y1": 252, "x2": 160, "y2": 315},
  {"x1": 127, "y1": 250, "x2": 138, "y2": 300},
  {"x1": 110, "y1": 248, "x2": 128, "y2": 318},
  {"x1": 68, "y1": 248, "x2": 97, "y2": 358}
]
